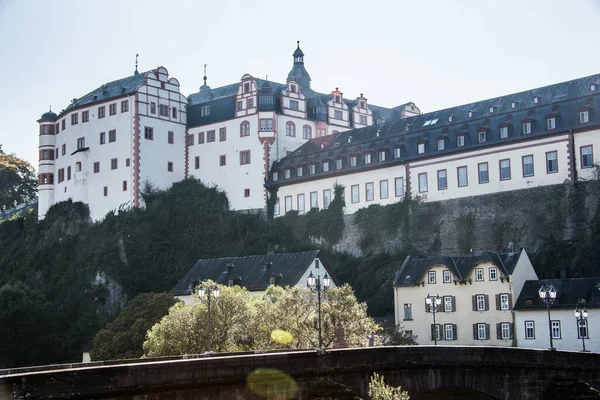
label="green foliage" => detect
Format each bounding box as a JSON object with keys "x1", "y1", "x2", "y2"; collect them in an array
[
  {"x1": 0, "y1": 147, "x2": 37, "y2": 210},
  {"x1": 91, "y1": 293, "x2": 179, "y2": 361},
  {"x1": 368, "y1": 372, "x2": 410, "y2": 400},
  {"x1": 143, "y1": 283, "x2": 378, "y2": 357},
  {"x1": 379, "y1": 324, "x2": 418, "y2": 345},
  {"x1": 455, "y1": 212, "x2": 476, "y2": 255},
  {"x1": 354, "y1": 199, "x2": 409, "y2": 253}
]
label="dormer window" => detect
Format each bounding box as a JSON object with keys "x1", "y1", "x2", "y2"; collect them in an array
[
  {"x1": 394, "y1": 147, "x2": 401, "y2": 159},
  {"x1": 489, "y1": 107, "x2": 494, "y2": 113},
  {"x1": 297, "y1": 167, "x2": 303, "y2": 177},
  {"x1": 478, "y1": 131, "x2": 487, "y2": 143},
  {"x1": 290, "y1": 84, "x2": 297, "y2": 93},
  {"x1": 580, "y1": 110, "x2": 589, "y2": 123},
  {"x1": 592, "y1": 84, "x2": 597, "y2": 92},
  {"x1": 336, "y1": 158, "x2": 343, "y2": 169},
  {"x1": 534, "y1": 96, "x2": 539, "y2": 104},
  {"x1": 547, "y1": 117, "x2": 556, "y2": 130},
  {"x1": 360, "y1": 100, "x2": 366, "y2": 109},
  {"x1": 284, "y1": 169, "x2": 291, "y2": 179},
  {"x1": 417, "y1": 143, "x2": 425, "y2": 154},
  {"x1": 468, "y1": 111, "x2": 473, "y2": 118},
  {"x1": 335, "y1": 95, "x2": 341, "y2": 103},
  {"x1": 201, "y1": 105, "x2": 211, "y2": 116},
  {"x1": 350, "y1": 155, "x2": 357, "y2": 167},
  {"x1": 437, "y1": 138, "x2": 445, "y2": 151},
  {"x1": 449, "y1": 115, "x2": 453, "y2": 122},
  {"x1": 500, "y1": 127, "x2": 509, "y2": 139},
  {"x1": 511, "y1": 102, "x2": 516, "y2": 109},
  {"x1": 378, "y1": 151, "x2": 386, "y2": 161},
  {"x1": 365, "y1": 153, "x2": 372, "y2": 164},
  {"x1": 273, "y1": 172, "x2": 279, "y2": 181},
  {"x1": 323, "y1": 161, "x2": 330, "y2": 172},
  {"x1": 522, "y1": 122, "x2": 532, "y2": 134},
  {"x1": 457, "y1": 134, "x2": 465, "y2": 147},
  {"x1": 309, "y1": 164, "x2": 316, "y2": 175},
  {"x1": 243, "y1": 82, "x2": 250, "y2": 93},
  {"x1": 405, "y1": 125, "x2": 409, "y2": 131}
]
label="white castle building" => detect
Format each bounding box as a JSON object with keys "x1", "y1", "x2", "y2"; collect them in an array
[{"x1": 37, "y1": 43, "x2": 600, "y2": 221}]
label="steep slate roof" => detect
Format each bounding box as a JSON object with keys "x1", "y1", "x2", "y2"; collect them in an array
[
  {"x1": 514, "y1": 278, "x2": 600, "y2": 310},
  {"x1": 171, "y1": 250, "x2": 332, "y2": 295},
  {"x1": 269, "y1": 73, "x2": 600, "y2": 186},
  {"x1": 393, "y1": 250, "x2": 522, "y2": 287}
]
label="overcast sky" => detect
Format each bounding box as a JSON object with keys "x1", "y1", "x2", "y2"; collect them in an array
[{"x1": 1, "y1": 0, "x2": 599, "y2": 168}]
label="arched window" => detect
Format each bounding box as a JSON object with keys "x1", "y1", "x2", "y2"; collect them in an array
[
  {"x1": 302, "y1": 125, "x2": 312, "y2": 139},
  {"x1": 240, "y1": 121, "x2": 250, "y2": 137},
  {"x1": 286, "y1": 121, "x2": 296, "y2": 137}
]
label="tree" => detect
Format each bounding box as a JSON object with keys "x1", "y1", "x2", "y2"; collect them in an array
[
  {"x1": 0, "y1": 146, "x2": 37, "y2": 210},
  {"x1": 91, "y1": 293, "x2": 179, "y2": 361},
  {"x1": 368, "y1": 373, "x2": 410, "y2": 400},
  {"x1": 379, "y1": 324, "x2": 418, "y2": 346}
]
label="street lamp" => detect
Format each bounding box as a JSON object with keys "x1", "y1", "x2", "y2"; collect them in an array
[
  {"x1": 574, "y1": 307, "x2": 589, "y2": 352},
  {"x1": 425, "y1": 294, "x2": 442, "y2": 345},
  {"x1": 538, "y1": 285, "x2": 557, "y2": 350},
  {"x1": 198, "y1": 284, "x2": 220, "y2": 352},
  {"x1": 306, "y1": 271, "x2": 330, "y2": 348}
]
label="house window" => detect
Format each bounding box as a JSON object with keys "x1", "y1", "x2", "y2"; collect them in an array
[
  {"x1": 581, "y1": 145, "x2": 593, "y2": 168},
  {"x1": 167, "y1": 162, "x2": 173, "y2": 172},
  {"x1": 417, "y1": 143, "x2": 425, "y2": 154},
  {"x1": 378, "y1": 151, "x2": 386, "y2": 162},
  {"x1": 489, "y1": 268, "x2": 497, "y2": 281},
  {"x1": 297, "y1": 194, "x2": 305, "y2": 212},
  {"x1": 144, "y1": 127, "x2": 154, "y2": 140},
  {"x1": 500, "y1": 322, "x2": 511, "y2": 339},
  {"x1": 546, "y1": 151, "x2": 558, "y2": 173},
  {"x1": 121, "y1": 101, "x2": 129, "y2": 113},
  {"x1": 445, "y1": 324, "x2": 455, "y2": 340},
  {"x1": 248, "y1": 98, "x2": 255, "y2": 109},
  {"x1": 82, "y1": 111, "x2": 89, "y2": 123},
  {"x1": 103, "y1": 186, "x2": 108, "y2": 196},
  {"x1": 310, "y1": 192, "x2": 318, "y2": 208},
  {"x1": 334, "y1": 110, "x2": 343, "y2": 120},
  {"x1": 219, "y1": 155, "x2": 226, "y2": 166},
  {"x1": 476, "y1": 323, "x2": 488, "y2": 340},
  {"x1": 309, "y1": 164, "x2": 316, "y2": 175},
  {"x1": 195, "y1": 156, "x2": 200, "y2": 169},
  {"x1": 109, "y1": 130, "x2": 116, "y2": 143},
  {"x1": 77, "y1": 137, "x2": 85, "y2": 149},
  {"x1": 93, "y1": 162, "x2": 100, "y2": 173},
  {"x1": 578, "y1": 319, "x2": 589, "y2": 339},
  {"x1": 444, "y1": 296, "x2": 453, "y2": 312},
  {"x1": 478, "y1": 131, "x2": 486, "y2": 143},
  {"x1": 380, "y1": 180, "x2": 389, "y2": 199},
  {"x1": 433, "y1": 324, "x2": 442, "y2": 341},
  {"x1": 395, "y1": 177, "x2": 404, "y2": 197},
  {"x1": 351, "y1": 185, "x2": 359, "y2": 203},
  {"x1": 350, "y1": 156, "x2": 357, "y2": 167},
  {"x1": 274, "y1": 198, "x2": 280, "y2": 216},
  {"x1": 580, "y1": 111, "x2": 589, "y2": 123},
  {"x1": 109, "y1": 103, "x2": 117, "y2": 116},
  {"x1": 323, "y1": 189, "x2": 332, "y2": 208},
  {"x1": 240, "y1": 150, "x2": 251, "y2": 165},
  {"x1": 201, "y1": 105, "x2": 210, "y2": 116},
  {"x1": 547, "y1": 117, "x2": 556, "y2": 130},
  {"x1": 457, "y1": 135, "x2": 465, "y2": 147},
  {"x1": 290, "y1": 100, "x2": 299, "y2": 111},
  {"x1": 62, "y1": 144, "x2": 66, "y2": 155},
  {"x1": 365, "y1": 153, "x2": 372, "y2": 164},
  {"x1": 57, "y1": 168, "x2": 64, "y2": 183},
  {"x1": 284, "y1": 169, "x2": 291, "y2": 179},
  {"x1": 260, "y1": 119, "x2": 273, "y2": 131},
  {"x1": 240, "y1": 121, "x2": 250, "y2": 137},
  {"x1": 551, "y1": 321, "x2": 561, "y2": 339},
  {"x1": 187, "y1": 133, "x2": 196, "y2": 146},
  {"x1": 500, "y1": 293, "x2": 510, "y2": 311},
  {"x1": 403, "y1": 304, "x2": 412, "y2": 320},
  {"x1": 207, "y1": 130, "x2": 216, "y2": 142},
  {"x1": 457, "y1": 166, "x2": 468, "y2": 187},
  {"x1": 150, "y1": 103, "x2": 156, "y2": 114},
  {"x1": 198, "y1": 132, "x2": 205, "y2": 143},
  {"x1": 365, "y1": 182, "x2": 374, "y2": 201},
  {"x1": 219, "y1": 127, "x2": 227, "y2": 142},
  {"x1": 478, "y1": 163, "x2": 489, "y2": 184},
  {"x1": 500, "y1": 127, "x2": 509, "y2": 139},
  {"x1": 443, "y1": 270, "x2": 451, "y2": 283},
  {"x1": 525, "y1": 321, "x2": 535, "y2": 339},
  {"x1": 123, "y1": 181, "x2": 127, "y2": 191},
  {"x1": 323, "y1": 161, "x2": 330, "y2": 172},
  {"x1": 418, "y1": 173, "x2": 428, "y2": 193},
  {"x1": 336, "y1": 158, "x2": 343, "y2": 169},
  {"x1": 500, "y1": 159, "x2": 511, "y2": 180},
  {"x1": 437, "y1": 170, "x2": 447, "y2": 190},
  {"x1": 437, "y1": 139, "x2": 445, "y2": 151},
  {"x1": 244, "y1": 188, "x2": 250, "y2": 198},
  {"x1": 394, "y1": 148, "x2": 401, "y2": 158},
  {"x1": 100, "y1": 132, "x2": 106, "y2": 144},
  {"x1": 522, "y1": 155, "x2": 534, "y2": 177},
  {"x1": 476, "y1": 294, "x2": 487, "y2": 311},
  {"x1": 523, "y1": 122, "x2": 532, "y2": 134},
  {"x1": 237, "y1": 100, "x2": 243, "y2": 111},
  {"x1": 296, "y1": 166, "x2": 303, "y2": 177},
  {"x1": 111, "y1": 158, "x2": 118, "y2": 170},
  {"x1": 428, "y1": 271, "x2": 436, "y2": 284},
  {"x1": 359, "y1": 115, "x2": 367, "y2": 125},
  {"x1": 285, "y1": 196, "x2": 292, "y2": 213},
  {"x1": 272, "y1": 172, "x2": 278, "y2": 181},
  {"x1": 303, "y1": 125, "x2": 311, "y2": 139},
  {"x1": 125, "y1": 158, "x2": 130, "y2": 167},
  {"x1": 475, "y1": 268, "x2": 484, "y2": 281},
  {"x1": 71, "y1": 113, "x2": 78, "y2": 125}
]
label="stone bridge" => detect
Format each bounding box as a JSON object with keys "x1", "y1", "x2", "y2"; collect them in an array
[{"x1": 1, "y1": 346, "x2": 599, "y2": 399}]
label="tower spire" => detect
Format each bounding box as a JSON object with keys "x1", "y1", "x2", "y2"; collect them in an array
[
  {"x1": 134, "y1": 54, "x2": 139, "y2": 75},
  {"x1": 203, "y1": 64, "x2": 207, "y2": 86}
]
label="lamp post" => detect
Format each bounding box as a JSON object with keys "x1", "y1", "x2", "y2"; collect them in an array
[
  {"x1": 198, "y1": 284, "x2": 220, "y2": 352},
  {"x1": 574, "y1": 307, "x2": 589, "y2": 352},
  {"x1": 538, "y1": 285, "x2": 557, "y2": 351},
  {"x1": 306, "y1": 271, "x2": 330, "y2": 348},
  {"x1": 425, "y1": 294, "x2": 442, "y2": 345}
]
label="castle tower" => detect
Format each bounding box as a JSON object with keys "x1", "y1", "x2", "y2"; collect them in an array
[
  {"x1": 37, "y1": 109, "x2": 57, "y2": 219},
  {"x1": 287, "y1": 41, "x2": 311, "y2": 89}
]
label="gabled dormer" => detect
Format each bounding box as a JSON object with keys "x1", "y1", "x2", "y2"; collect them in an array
[
  {"x1": 352, "y1": 93, "x2": 373, "y2": 128},
  {"x1": 236, "y1": 74, "x2": 258, "y2": 118},
  {"x1": 281, "y1": 79, "x2": 306, "y2": 118},
  {"x1": 327, "y1": 88, "x2": 349, "y2": 128}
]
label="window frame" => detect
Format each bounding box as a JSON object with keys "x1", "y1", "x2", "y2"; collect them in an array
[
  {"x1": 580, "y1": 110, "x2": 589, "y2": 124},
  {"x1": 437, "y1": 169, "x2": 448, "y2": 190},
  {"x1": 417, "y1": 143, "x2": 425, "y2": 154},
  {"x1": 551, "y1": 320, "x2": 561, "y2": 339},
  {"x1": 297, "y1": 193, "x2": 305, "y2": 212},
  {"x1": 547, "y1": 117, "x2": 556, "y2": 130},
  {"x1": 351, "y1": 184, "x2": 360, "y2": 203},
  {"x1": 144, "y1": 126, "x2": 154, "y2": 140},
  {"x1": 219, "y1": 127, "x2": 227, "y2": 142},
  {"x1": 477, "y1": 323, "x2": 487, "y2": 340},
  {"x1": 525, "y1": 321, "x2": 535, "y2": 339},
  {"x1": 546, "y1": 151, "x2": 558, "y2": 174},
  {"x1": 240, "y1": 150, "x2": 251, "y2": 165},
  {"x1": 500, "y1": 293, "x2": 510, "y2": 311},
  {"x1": 437, "y1": 138, "x2": 445, "y2": 151},
  {"x1": 393, "y1": 147, "x2": 401, "y2": 159},
  {"x1": 395, "y1": 177, "x2": 404, "y2": 197},
  {"x1": 456, "y1": 135, "x2": 465, "y2": 147},
  {"x1": 428, "y1": 271, "x2": 436, "y2": 284},
  {"x1": 489, "y1": 267, "x2": 497, "y2": 281},
  {"x1": 98, "y1": 107, "x2": 106, "y2": 119},
  {"x1": 379, "y1": 180, "x2": 389, "y2": 199},
  {"x1": 443, "y1": 270, "x2": 451, "y2": 283},
  {"x1": 365, "y1": 182, "x2": 374, "y2": 201},
  {"x1": 500, "y1": 159, "x2": 511, "y2": 181},
  {"x1": 478, "y1": 162, "x2": 489, "y2": 184},
  {"x1": 457, "y1": 166, "x2": 468, "y2": 187},
  {"x1": 475, "y1": 268, "x2": 484, "y2": 282},
  {"x1": 240, "y1": 121, "x2": 250, "y2": 137},
  {"x1": 444, "y1": 296, "x2": 453, "y2": 312},
  {"x1": 499, "y1": 126, "x2": 509, "y2": 139},
  {"x1": 109, "y1": 103, "x2": 117, "y2": 116},
  {"x1": 522, "y1": 154, "x2": 534, "y2": 177},
  {"x1": 581, "y1": 145, "x2": 594, "y2": 168},
  {"x1": 219, "y1": 154, "x2": 226, "y2": 167},
  {"x1": 522, "y1": 122, "x2": 532, "y2": 135},
  {"x1": 418, "y1": 173, "x2": 428, "y2": 193},
  {"x1": 478, "y1": 131, "x2": 487, "y2": 143},
  {"x1": 500, "y1": 322, "x2": 511, "y2": 340},
  {"x1": 323, "y1": 189, "x2": 332, "y2": 208}
]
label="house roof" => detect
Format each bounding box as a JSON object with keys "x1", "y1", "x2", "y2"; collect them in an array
[
  {"x1": 268, "y1": 73, "x2": 600, "y2": 187},
  {"x1": 393, "y1": 250, "x2": 522, "y2": 287},
  {"x1": 514, "y1": 278, "x2": 600, "y2": 310},
  {"x1": 171, "y1": 250, "x2": 333, "y2": 295}
]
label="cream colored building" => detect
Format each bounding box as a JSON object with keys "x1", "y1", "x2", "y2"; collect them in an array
[{"x1": 393, "y1": 249, "x2": 538, "y2": 346}]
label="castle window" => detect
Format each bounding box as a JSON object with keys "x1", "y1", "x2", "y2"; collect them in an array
[
  {"x1": 468, "y1": 111, "x2": 473, "y2": 118},
  {"x1": 172, "y1": 107, "x2": 178, "y2": 118},
  {"x1": 335, "y1": 95, "x2": 341, "y2": 103},
  {"x1": 351, "y1": 185, "x2": 359, "y2": 203},
  {"x1": 303, "y1": 125, "x2": 311, "y2": 139},
  {"x1": 219, "y1": 155, "x2": 226, "y2": 166},
  {"x1": 82, "y1": 111, "x2": 89, "y2": 123},
  {"x1": 437, "y1": 170, "x2": 447, "y2": 190},
  {"x1": 533, "y1": 96, "x2": 539, "y2": 104},
  {"x1": 109, "y1": 130, "x2": 116, "y2": 143},
  {"x1": 195, "y1": 156, "x2": 200, "y2": 170},
  {"x1": 240, "y1": 150, "x2": 251, "y2": 165},
  {"x1": 380, "y1": 180, "x2": 389, "y2": 199},
  {"x1": 323, "y1": 189, "x2": 332, "y2": 208},
  {"x1": 243, "y1": 82, "x2": 251, "y2": 93},
  {"x1": 237, "y1": 100, "x2": 243, "y2": 111},
  {"x1": 500, "y1": 127, "x2": 509, "y2": 139},
  {"x1": 546, "y1": 117, "x2": 556, "y2": 130},
  {"x1": 360, "y1": 100, "x2": 366, "y2": 109},
  {"x1": 297, "y1": 166, "x2": 303, "y2": 177},
  {"x1": 378, "y1": 151, "x2": 386, "y2": 162},
  {"x1": 284, "y1": 169, "x2": 291, "y2": 179},
  {"x1": 126, "y1": 158, "x2": 130, "y2": 167},
  {"x1": 93, "y1": 162, "x2": 100, "y2": 173},
  {"x1": 437, "y1": 139, "x2": 445, "y2": 151},
  {"x1": 285, "y1": 196, "x2": 292, "y2": 213},
  {"x1": 121, "y1": 101, "x2": 129, "y2": 113},
  {"x1": 336, "y1": 158, "x2": 343, "y2": 170},
  {"x1": 359, "y1": 115, "x2": 367, "y2": 125},
  {"x1": 478, "y1": 162, "x2": 489, "y2": 183},
  {"x1": 109, "y1": 103, "x2": 117, "y2": 116},
  {"x1": 272, "y1": 171, "x2": 279, "y2": 181},
  {"x1": 591, "y1": 84, "x2": 596, "y2": 92},
  {"x1": 478, "y1": 131, "x2": 487, "y2": 143},
  {"x1": 186, "y1": 134, "x2": 193, "y2": 146},
  {"x1": 500, "y1": 159, "x2": 511, "y2": 180},
  {"x1": 62, "y1": 144, "x2": 66, "y2": 155},
  {"x1": 220, "y1": 127, "x2": 227, "y2": 142},
  {"x1": 395, "y1": 177, "x2": 404, "y2": 197},
  {"x1": 286, "y1": 121, "x2": 296, "y2": 137},
  {"x1": 245, "y1": 188, "x2": 251, "y2": 199},
  {"x1": 511, "y1": 102, "x2": 516, "y2": 109},
  {"x1": 350, "y1": 156, "x2": 357, "y2": 167},
  {"x1": 75, "y1": 162, "x2": 81, "y2": 172},
  {"x1": 260, "y1": 119, "x2": 273, "y2": 131},
  {"x1": 150, "y1": 103, "x2": 156, "y2": 114},
  {"x1": 104, "y1": 186, "x2": 108, "y2": 197},
  {"x1": 580, "y1": 110, "x2": 589, "y2": 123},
  {"x1": 241, "y1": 121, "x2": 250, "y2": 137},
  {"x1": 201, "y1": 105, "x2": 210, "y2": 116},
  {"x1": 144, "y1": 127, "x2": 154, "y2": 140},
  {"x1": 581, "y1": 145, "x2": 593, "y2": 168},
  {"x1": 394, "y1": 148, "x2": 401, "y2": 158},
  {"x1": 77, "y1": 137, "x2": 85, "y2": 149},
  {"x1": 489, "y1": 268, "x2": 497, "y2": 281},
  {"x1": 522, "y1": 155, "x2": 534, "y2": 177},
  {"x1": 71, "y1": 113, "x2": 78, "y2": 125},
  {"x1": 364, "y1": 153, "x2": 372, "y2": 164},
  {"x1": 309, "y1": 164, "x2": 316, "y2": 175},
  {"x1": 290, "y1": 84, "x2": 297, "y2": 93},
  {"x1": 457, "y1": 135, "x2": 465, "y2": 147},
  {"x1": 167, "y1": 162, "x2": 173, "y2": 172},
  {"x1": 247, "y1": 98, "x2": 254, "y2": 108},
  {"x1": 522, "y1": 122, "x2": 532, "y2": 134},
  {"x1": 417, "y1": 143, "x2": 425, "y2": 154},
  {"x1": 198, "y1": 132, "x2": 205, "y2": 144},
  {"x1": 365, "y1": 182, "x2": 374, "y2": 201},
  {"x1": 546, "y1": 151, "x2": 558, "y2": 173},
  {"x1": 334, "y1": 110, "x2": 343, "y2": 120},
  {"x1": 259, "y1": 95, "x2": 273, "y2": 105},
  {"x1": 207, "y1": 130, "x2": 216, "y2": 142},
  {"x1": 449, "y1": 115, "x2": 453, "y2": 122},
  {"x1": 123, "y1": 181, "x2": 127, "y2": 191},
  {"x1": 169, "y1": 131, "x2": 175, "y2": 144},
  {"x1": 100, "y1": 132, "x2": 106, "y2": 145},
  {"x1": 418, "y1": 173, "x2": 428, "y2": 193},
  {"x1": 323, "y1": 161, "x2": 330, "y2": 172},
  {"x1": 290, "y1": 100, "x2": 299, "y2": 111},
  {"x1": 457, "y1": 166, "x2": 468, "y2": 187},
  {"x1": 111, "y1": 158, "x2": 118, "y2": 170},
  {"x1": 62, "y1": 119, "x2": 66, "y2": 130}
]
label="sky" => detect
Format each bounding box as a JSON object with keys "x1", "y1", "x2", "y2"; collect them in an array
[{"x1": 1, "y1": 0, "x2": 599, "y2": 169}]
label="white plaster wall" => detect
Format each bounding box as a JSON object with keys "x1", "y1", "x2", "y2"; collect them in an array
[
  {"x1": 573, "y1": 128, "x2": 600, "y2": 181},
  {"x1": 515, "y1": 308, "x2": 600, "y2": 353},
  {"x1": 509, "y1": 251, "x2": 539, "y2": 301},
  {"x1": 409, "y1": 135, "x2": 571, "y2": 202}
]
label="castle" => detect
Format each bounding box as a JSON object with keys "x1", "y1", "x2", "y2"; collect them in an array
[{"x1": 37, "y1": 43, "x2": 599, "y2": 220}]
